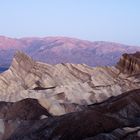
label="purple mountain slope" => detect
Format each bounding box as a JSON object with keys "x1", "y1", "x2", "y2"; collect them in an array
[{"x1": 0, "y1": 36, "x2": 140, "y2": 67}]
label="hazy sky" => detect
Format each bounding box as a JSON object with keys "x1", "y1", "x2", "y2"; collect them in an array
[{"x1": 0, "y1": 0, "x2": 140, "y2": 45}]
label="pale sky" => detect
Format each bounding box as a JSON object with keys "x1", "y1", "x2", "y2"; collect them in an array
[{"x1": 0, "y1": 0, "x2": 140, "y2": 45}]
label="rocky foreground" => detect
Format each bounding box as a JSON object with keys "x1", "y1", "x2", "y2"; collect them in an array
[{"x1": 0, "y1": 51, "x2": 140, "y2": 139}]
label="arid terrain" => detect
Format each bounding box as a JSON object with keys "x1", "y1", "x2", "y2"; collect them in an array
[
  {"x1": 0, "y1": 0, "x2": 139, "y2": 139},
  {"x1": 0, "y1": 51, "x2": 140, "y2": 139}
]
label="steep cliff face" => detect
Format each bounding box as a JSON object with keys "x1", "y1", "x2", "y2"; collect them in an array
[{"x1": 117, "y1": 52, "x2": 140, "y2": 74}]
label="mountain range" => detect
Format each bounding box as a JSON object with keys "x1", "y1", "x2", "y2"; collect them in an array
[
  {"x1": 0, "y1": 36, "x2": 140, "y2": 68},
  {"x1": 1, "y1": 36, "x2": 140, "y2": 139}
]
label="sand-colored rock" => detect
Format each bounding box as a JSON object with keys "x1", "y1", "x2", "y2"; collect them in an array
[
  {"x1": 0, "y1": 51, "x2": 140, "y2": 115},
  {"x1": 117, "y1": 52, "x2": 140, "y2": 74}
]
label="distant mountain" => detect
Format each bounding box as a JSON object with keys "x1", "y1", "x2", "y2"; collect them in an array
[{"x1": 0, "y1": 36, "x2": 140, "y2": 67}]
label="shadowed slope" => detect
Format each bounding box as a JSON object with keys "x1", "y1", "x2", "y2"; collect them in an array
[
  {"x1": 0, "y1": 98, "x2": 52, "y2": 140},
  {"x1": 0, "y1": 98, "x2": 52, "y2": 120},
  {"x1": 7, "y1": 89, "x2": 140, "y2": 140}
]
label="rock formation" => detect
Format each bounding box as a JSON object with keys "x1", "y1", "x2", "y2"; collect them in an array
[
  {"x1": 6, "y1": 89, "x2": 140, "y2": 140},
  {"x1": 0, "y1": 51, "x2": 140, "y2": 116},
  {"x1": 117, "y1": 51, "x2": 140, "y2": 74},
  {"x1": 0, "y1": 98, "x2": 52, "y2": 120},
  {"x1": 0, "y1": 98, "x2": 52, "y2": 140},
  {"x1": 0, "y1": 51, "x2": 140, "y2": 139}
]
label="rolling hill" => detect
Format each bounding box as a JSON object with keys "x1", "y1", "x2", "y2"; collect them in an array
[{"x1": 0, "y1": 36, "x2": 140, "y2": 68}]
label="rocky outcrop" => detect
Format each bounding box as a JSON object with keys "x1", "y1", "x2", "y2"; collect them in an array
[
  {"x1": 117, "y1": 52, "x2": 140, "y2": 74},
  {"x1": 85, "y1": 127, "x2": 140, "y2": 140},
  {"x1": 0, "y1": 98, "x2": 52, "y2": 120},
  {"x1": 6, "y1": 89, "x2": 140, "y2": 140},
  {"x1": 0, "y1": 98, "x2": 52, "y2": 140}
]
